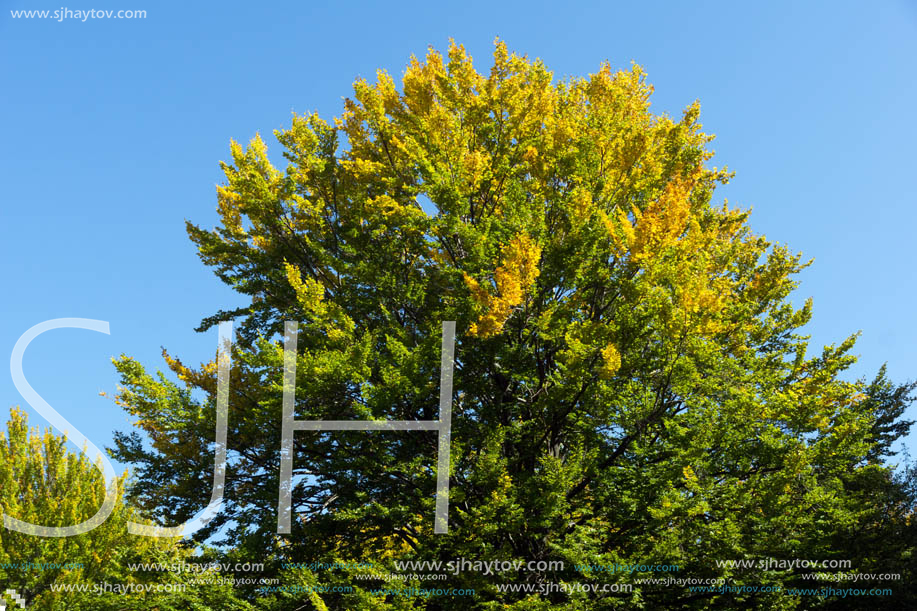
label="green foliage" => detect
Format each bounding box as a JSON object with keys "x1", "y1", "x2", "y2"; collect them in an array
[
  {"x1": 109, "y1": 41, "x2": 916, "y2": 609},
  {"x1": 0, "y1": 408, "x2": 251, "y2": 610}
]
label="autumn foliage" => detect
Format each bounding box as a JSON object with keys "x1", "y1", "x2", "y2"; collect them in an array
[{"x1": 94, "y1": 41, "x2": 917, "y2": 609}]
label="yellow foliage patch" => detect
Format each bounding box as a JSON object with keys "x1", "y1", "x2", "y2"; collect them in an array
[
  {"x1": 466, "y1": 233, "x2": 542, "y2": 337},
  {"x1": 599, "y1": 344, "x2": 621, "y2": 379}
]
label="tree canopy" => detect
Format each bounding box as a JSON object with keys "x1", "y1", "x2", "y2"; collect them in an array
[{"x1": 107, "y1": 41, "x2": 916, "y2": 610}]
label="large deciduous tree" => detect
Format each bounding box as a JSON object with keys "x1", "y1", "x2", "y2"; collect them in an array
[{"x1": 111, "y1": 41, "x2": 916, "y2": 609}]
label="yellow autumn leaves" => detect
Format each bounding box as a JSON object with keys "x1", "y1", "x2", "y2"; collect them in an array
[
  {"x1": 284, "y1": 262, "x2": 325, "y2": 313},
  {"x1": 284, "y1": 261, "x2": 354, "y2": 341},
  {"x1": 599, "y1": 344, "x2": 622, "y2": 379},
  {"x1": 606, "y1": 177, "x2": 694, "y2": 263},
  {"x1": 464, "y1": 234, "x2": 541, "y2": 337},
  {"x1": 258, "y1": 40, "x2": 750, "y2": 382}
]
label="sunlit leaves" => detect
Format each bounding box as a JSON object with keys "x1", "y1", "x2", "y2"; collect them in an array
[{"x1": 106, "y1": 40, "x2": 917, "y2": 609}]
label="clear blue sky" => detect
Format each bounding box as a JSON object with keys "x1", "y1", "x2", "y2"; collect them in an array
[{"x1": 2, "y1": 0, "x2": 916, "y2": 471}]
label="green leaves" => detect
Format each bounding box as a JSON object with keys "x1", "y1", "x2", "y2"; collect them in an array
[
  {"x1": 105, "y1": 40, "x2": 916, "y2": 609},
  {"x1": 0, "y1": 408, "x2": 251, "y2": 610}
]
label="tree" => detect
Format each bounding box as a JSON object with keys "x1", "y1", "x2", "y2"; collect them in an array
[
  {"x1": 803, "y1": 371, "x2": 917, "y2": 609},
  {"x1": 111, "y1": 41, "x2": 915, "y2": 609},
  {"x1": 0, "y1": 408, "x2": 251, "y2": 610}
]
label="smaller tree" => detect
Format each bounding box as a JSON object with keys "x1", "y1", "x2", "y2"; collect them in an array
[{"x1": 0, "y1": 407, "x2": 251, "y2": 610}]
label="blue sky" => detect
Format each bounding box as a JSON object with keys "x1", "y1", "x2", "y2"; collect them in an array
[{"x1": 1, "y1": 0, "x2": 916, "y2": 472}]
